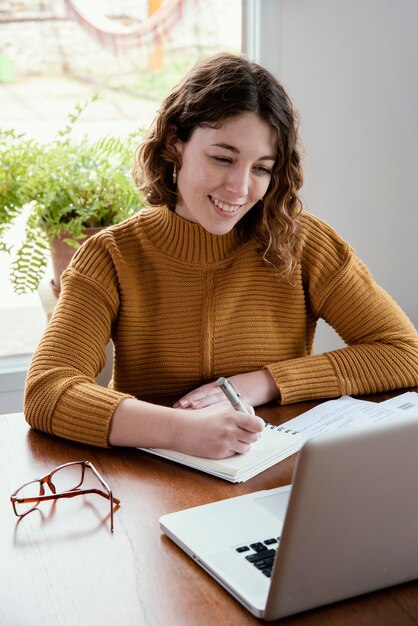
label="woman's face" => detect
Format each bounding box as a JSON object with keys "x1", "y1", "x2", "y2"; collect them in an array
[{"x1": 173, "y1": 112, "x2": 276, "y2": 235}]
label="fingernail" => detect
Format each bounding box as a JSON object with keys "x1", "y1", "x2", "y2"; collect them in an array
[{"x1": 180, "y1": 399, "x2": 190, "y2": 408}]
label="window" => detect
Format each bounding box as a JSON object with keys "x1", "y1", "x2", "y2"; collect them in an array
[{"x1": 0, "y1": 0, "x2": 242, "y2": 360}]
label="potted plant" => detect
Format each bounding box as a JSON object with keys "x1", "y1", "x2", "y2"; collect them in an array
[{"x1": 0, "y1": 96, "x2": 144, "y2": 296}]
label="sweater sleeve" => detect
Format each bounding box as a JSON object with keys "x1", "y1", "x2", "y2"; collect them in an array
[
  {"x1": 266, "y1": 214, "x2": 418, "y2": 404},
  {"x1": 24, "y1": 233, "x2": 134, "y2": 447}
]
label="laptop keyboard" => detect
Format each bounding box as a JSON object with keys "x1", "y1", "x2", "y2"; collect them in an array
[{"x1": 235, "y1": 537, "x2": 280, "y2": 578}]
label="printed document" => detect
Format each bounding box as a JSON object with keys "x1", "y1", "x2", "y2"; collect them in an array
[{"x1": 279, "y1": 391, "x2": 418, "y2": 444}]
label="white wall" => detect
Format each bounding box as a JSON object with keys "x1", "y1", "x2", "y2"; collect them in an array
[{"x1": 253, "y1": 0, "x2": 418, "y2": 352}]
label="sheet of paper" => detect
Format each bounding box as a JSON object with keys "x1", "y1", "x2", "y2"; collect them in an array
[
  {"x1": 379, "y1": 391, "x2": 418, "y2": 417},
  {"x1": 279, "y1": 395, "x2": 414, "y2": 444}
]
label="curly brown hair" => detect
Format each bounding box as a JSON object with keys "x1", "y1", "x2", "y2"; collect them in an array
[{"x1": 132, "y1": 53, "x2": 303, "y2": 278}]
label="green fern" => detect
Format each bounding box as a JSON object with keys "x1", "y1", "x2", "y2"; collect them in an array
[
  {"x1": 10, "y1": 228, "x2": 49, "y2": 294},
  {"x1": 0, "y1": 96, "x2": 145, "y2": 293}
]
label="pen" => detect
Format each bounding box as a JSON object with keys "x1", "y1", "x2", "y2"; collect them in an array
[{"x1": 217, "y1": 377, "x2": 251, "y2": 414}]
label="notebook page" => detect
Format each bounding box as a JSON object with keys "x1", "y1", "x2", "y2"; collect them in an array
[{"x1": 140, "y1": 426, "x2": 300, "y2": 480}]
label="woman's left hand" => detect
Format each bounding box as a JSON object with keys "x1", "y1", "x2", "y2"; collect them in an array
[{"x1": 173, "y1": 369, "x2": 279, "y2": 410}]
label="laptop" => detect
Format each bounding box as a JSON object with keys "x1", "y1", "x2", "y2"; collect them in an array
[{"x1": 160, "y1": 414, "x2": 418, "y2": 620}]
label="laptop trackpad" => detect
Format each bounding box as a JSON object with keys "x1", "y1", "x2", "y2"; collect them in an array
[{"x1": 255, "y1": 487, "x2": 291, "y2": 519}]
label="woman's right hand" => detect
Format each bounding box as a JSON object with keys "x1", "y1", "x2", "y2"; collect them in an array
[
  {"x1": 109, "y1": 397, "x2": 264, "y2": 458},
  {"x1": 173, "y1": 401, "x2": 265, "y2": 459}
]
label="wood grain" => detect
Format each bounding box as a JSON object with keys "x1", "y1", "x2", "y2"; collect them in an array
[{"x1": 1, "y1": 391, "x2": 417, "y2": 626}]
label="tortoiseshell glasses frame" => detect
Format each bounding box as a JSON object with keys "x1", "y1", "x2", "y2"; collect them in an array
[{"x1": 10, "y1": 460, "x2": 120, "y2": 531}]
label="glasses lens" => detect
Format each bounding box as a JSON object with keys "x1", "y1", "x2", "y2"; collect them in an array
[
  {"x1": 13, "y1": 480, "x2": 42, "y2": 515},
  {"x1": 50, "y1": 463, "x2": 84, "y2": 493}
]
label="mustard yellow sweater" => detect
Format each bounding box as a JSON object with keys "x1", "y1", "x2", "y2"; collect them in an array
[{"x1": 25, "y1": 206, "x2": 418, "y2": 447}]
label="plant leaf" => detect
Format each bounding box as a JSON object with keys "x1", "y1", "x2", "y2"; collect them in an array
[{"x1": 10, "y1": 231, "x2": 49, "y2": 294}]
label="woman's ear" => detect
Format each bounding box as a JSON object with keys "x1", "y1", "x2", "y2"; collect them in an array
[{"x1": 165, "y1": 124, "x2": 182, "y2": 156}]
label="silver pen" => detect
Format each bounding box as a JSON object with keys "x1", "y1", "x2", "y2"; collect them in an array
[{"x1": 217, "y1": 377, "x2": 251, "y2": 414}]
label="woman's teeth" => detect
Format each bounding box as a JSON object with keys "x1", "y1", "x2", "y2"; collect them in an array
[{"x1": 211, "y1": 196, "x2": 241, "y2": 213}]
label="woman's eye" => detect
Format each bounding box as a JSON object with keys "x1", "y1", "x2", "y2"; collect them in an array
[
  {"x1": 254, "y1": 166, "x2": 272, "y2": 175},
  {"x1": 212, "y1": 156, "x2": 232, "y2": 164}
]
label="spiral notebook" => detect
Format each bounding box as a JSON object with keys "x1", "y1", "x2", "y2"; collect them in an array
[
  {"x1": 138, "y1": 393, "x2": 418, "y2": 482},
  {"x1": 138, "y1": 423, "x2": 301, "y2": 483}
]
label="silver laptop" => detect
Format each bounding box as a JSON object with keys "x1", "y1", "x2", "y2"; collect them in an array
[{"x1": 160, "y1": 414, "x2": 418, "y2": 620}]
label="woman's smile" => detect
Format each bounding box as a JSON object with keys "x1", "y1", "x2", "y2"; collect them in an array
[{"x1": 209, "y1": 195, "x2": 243, "y2": 216}]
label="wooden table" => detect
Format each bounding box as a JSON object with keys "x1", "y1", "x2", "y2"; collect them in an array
[{"x1": 1, "y1": 395, "x2": 418, "y2": 626}]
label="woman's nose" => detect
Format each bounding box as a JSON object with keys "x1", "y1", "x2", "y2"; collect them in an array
[{"x1": 224, "y1": 167, "x2": 250, "y2": 197}]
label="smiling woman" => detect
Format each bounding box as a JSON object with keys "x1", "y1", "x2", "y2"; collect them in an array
[
  {"x1": 135, "y1": 52, "x2": 303, "y2": 278},
  {"x1": 23, "y1": 52, "x2": 418, "y2": 457}
]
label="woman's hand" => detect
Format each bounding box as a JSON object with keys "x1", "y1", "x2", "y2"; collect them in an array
[
  {"x1": 173, "y1": 401, "x2": 265, "y2": 459},
  {"x1": 110, "y1": 396, "x2": 263, "y2": 458},
  {"x1": 110, "y1": 372, "x2": 275, "y2": 459},
  {"x1": 173, "y1": 369, "x2": 279, "y2": 410}
]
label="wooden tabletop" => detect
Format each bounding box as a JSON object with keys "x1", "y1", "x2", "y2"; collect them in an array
[{"x1": 1, "y1": 395, "x2": 418, "y2": 626}]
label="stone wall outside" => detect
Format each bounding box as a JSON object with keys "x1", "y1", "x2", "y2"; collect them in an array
[{"x1": 0, "y1": 0, "x2": 241, "y2": 83}]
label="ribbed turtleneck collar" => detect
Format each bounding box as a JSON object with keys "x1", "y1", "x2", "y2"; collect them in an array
[{"x1": 139, "y1": 206, "x2": 244, "y2": 264}]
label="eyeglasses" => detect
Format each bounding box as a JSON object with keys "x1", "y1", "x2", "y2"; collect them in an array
[{"x1": 10, "y1": 460, "x2": 120, "y2": 532}]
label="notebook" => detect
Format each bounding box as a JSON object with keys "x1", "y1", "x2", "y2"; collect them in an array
[
  {"x1": 138, "y1": 392, "x2": 418, "y2": 482},
  {"x1": 138, "y1": 423, "x2": 300, "y2": 482},
  {"x1": 160, "y1": 413, "x2": 418, "y2": 620}
]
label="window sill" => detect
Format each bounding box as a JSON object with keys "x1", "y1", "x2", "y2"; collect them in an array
[{"x1": 0, "y1": 353, "x2": 31, "y2": 393}]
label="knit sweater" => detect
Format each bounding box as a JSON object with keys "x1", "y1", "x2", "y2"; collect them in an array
[{"x1": 25, "y1": 206, "x2": 418, "y2": 447}]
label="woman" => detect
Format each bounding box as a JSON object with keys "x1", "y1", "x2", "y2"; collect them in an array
[{"x1": 25, "y1": 53, "x2": 418, "y2": 458}]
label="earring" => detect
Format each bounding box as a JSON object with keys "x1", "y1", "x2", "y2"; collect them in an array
[{"x1": 172, "y1": 164, "x2": 177, "y2": 184}]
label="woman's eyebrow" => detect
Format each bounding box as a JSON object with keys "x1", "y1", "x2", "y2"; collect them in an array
[{"x1": 211, "y1": 142, "x2": 275, "y2": 161}]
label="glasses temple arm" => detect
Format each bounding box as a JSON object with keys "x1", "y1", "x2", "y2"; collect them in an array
[{"x1": 11, "y1": 489, "x2": 121, "y2": 506}]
